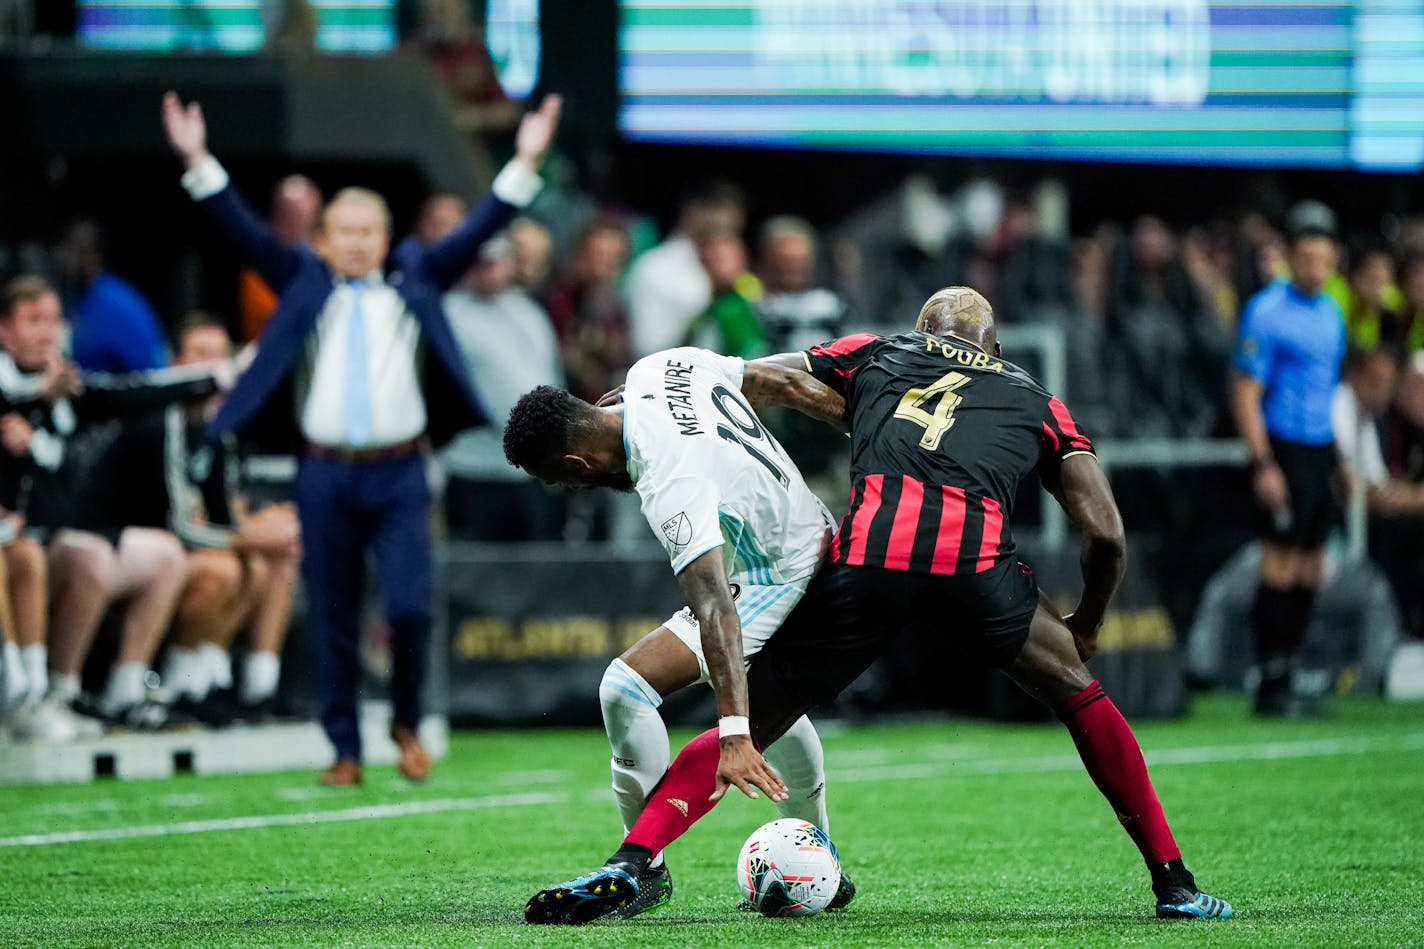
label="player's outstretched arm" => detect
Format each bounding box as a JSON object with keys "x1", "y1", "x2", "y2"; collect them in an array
[
  {"x1": 1056, "y1": 453, "x2": 1126, "y2": 660},
  {"x1": 675, "y1": 548, "x2": 788, "y2": 805},
  {"x1": 742, "y1": 359, "x2": 847, "y2": 431}
]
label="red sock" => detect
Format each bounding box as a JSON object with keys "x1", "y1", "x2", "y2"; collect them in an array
[
  {"x1": 625, "y1": 727, "x2": 722, "y2": 855},
  {"x1": 1061, "y1": 681, "x2": 1181, "y2": 866}
]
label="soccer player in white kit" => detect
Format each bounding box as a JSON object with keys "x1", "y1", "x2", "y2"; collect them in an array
[{"x1": 503, "y1": 347, "x2": 852, "y2": 920}]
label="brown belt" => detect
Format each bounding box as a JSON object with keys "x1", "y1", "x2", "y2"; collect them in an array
[{"x1": 306, "y1": 438, "x2": 420, "y2": 464}]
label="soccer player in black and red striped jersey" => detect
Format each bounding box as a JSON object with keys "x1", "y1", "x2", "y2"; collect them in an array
[{"x1": 526, "y1": 287, "x2": 1232, "y2": 923}]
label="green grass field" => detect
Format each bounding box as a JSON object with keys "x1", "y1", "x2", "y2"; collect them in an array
[{"x1": 2, "y1": 695, "x2": 1422, "y2": 947}]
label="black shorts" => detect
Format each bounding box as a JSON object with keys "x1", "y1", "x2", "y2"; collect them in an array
[
  {"x1": 1257, "y1": 437, "x2": 1339, "y2": 548},
  {"x1": 748, "y1": 557, "x2": 1038, "y2": 713}
]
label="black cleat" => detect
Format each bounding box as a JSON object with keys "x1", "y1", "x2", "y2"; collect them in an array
[
  {"x1": 524, "y1": 862, "x2": 638, "y2": 925},
  {"x1": 611, "y1": 862, "x2": 673, "y2": 919},
  {"x1": 827, "y1": 868, "x2": 856, "y2": 910}
]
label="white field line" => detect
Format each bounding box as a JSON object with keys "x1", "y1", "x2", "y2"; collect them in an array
[
  {"x1": 0, "y1": 790, "x2": 567, "y2": 848},
  {"x1": 5, "y1": 733, "x2": 1423, "y2": 849},
  {"x1": 833, "y1": 733, "x2": 1424, "y2": 784}
]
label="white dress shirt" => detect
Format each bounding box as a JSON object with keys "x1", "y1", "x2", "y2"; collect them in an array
[
  {"x1": 181, "y1": 156, "x2": 544, "y2": 449},
  {"x1": 626, "y1": 235, "x2": 712, "y2": 358},
  {"x1": 298, "y1": 274, "x2": 425, "y2": 447},
  {"x1": 440, "y1": 286, "x2": 563, "y2": 480}
]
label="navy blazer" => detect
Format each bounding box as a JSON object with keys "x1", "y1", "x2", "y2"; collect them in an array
[{"x1": 202, "y1": 179, "x2": 517, "y2": 450}]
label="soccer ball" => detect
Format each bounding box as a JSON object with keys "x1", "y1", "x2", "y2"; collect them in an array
[{"x1": 736, "y1": 818, "x2": 841, "y2": 917}]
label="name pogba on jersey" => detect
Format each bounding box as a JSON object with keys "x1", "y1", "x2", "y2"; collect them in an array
[{"x1": 803, "y1": 331, "x2": 1093, "y2": 575}]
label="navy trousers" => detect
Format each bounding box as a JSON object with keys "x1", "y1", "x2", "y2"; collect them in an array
[{"x1": 294, "y1": 452, "x2": 432, "y2": 762}]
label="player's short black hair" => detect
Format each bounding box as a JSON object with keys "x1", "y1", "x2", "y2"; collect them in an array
[{"x1": 503, "y1": 385, "x2": 581, "y2": 473}]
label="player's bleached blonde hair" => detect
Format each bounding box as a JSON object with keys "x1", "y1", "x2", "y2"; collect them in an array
[{"x1": 915, "y1": 286, "x2": 994, "y2": 334}]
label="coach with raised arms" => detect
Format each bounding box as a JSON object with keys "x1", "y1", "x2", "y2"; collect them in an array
[{"x1": 161, "y1": 90, "x2": 562, "y2": 785}]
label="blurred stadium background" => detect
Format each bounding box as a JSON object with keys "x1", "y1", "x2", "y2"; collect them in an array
[
  {"x1": 2, "y1": 0, "x2": 1422, "y2": 752},
  {"x1": 1, "y1": 1, "x2": 1423, "y2": 942}
]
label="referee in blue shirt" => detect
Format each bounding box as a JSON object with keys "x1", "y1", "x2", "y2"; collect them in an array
[{"x1": 1231, "y1": 226, "x2": 1347, "y2": 717}]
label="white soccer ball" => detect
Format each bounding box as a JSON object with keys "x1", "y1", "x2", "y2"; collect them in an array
[{"x1": 736, "y1": 818, "x2": 841, "y2": 917}]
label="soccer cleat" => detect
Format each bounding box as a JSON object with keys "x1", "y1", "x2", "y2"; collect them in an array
[
  {"x1": 524, "y1": 862, "x2": 638, "y2": 925},
  {"x1": 827, "y1": 868, "x2": 856, "y2": 910},
  {"x1": 611, "y1": 862, "x2": 673, "y2": 919},
  {"x1": 1155, "y1": 888, "x2": 1234, "y2": 919}
]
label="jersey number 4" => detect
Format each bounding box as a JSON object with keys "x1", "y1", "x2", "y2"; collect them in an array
[{"x1": 895, "y1": 370, "x2": 971, "y2": 450}]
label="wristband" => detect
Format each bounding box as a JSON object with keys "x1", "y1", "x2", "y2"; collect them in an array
[{"x1": 718, "y1": 715, "x2": 750, "y2": 739}]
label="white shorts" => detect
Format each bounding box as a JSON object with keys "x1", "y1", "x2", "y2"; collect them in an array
[{"x1": 662, "y1": 576, "x2": 812, "y2": 684}]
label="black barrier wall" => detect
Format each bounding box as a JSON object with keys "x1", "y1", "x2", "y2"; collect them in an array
[{"x1": 441, "y1": 536, "x2": 1189, "y2": 725}]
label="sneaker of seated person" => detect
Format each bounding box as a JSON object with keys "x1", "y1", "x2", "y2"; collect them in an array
[
  {"x1": 103, "y1": 687, "x2": 199, "y2": 733},
  {"x1": 171, "y1": 688, "x2": 251, "y2": 729},
  {"x1": 6, "y1": 696, "x2": 80, "y2": 742}
]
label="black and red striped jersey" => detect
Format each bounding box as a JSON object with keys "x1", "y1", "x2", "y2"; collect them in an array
[{"x1": 803, "y1": 331, "x2": 1094, "y2": 575}]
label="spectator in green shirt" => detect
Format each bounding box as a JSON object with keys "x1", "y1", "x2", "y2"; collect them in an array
[{"x1": 684, "y1": 225, "x2": 767, "y2": 358}]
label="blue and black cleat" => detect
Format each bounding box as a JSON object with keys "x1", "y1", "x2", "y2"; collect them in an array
[
  {"x1": 611, "y1": 862, "x2": 674, "y2": 919},
  {"x1": 1155, "y1": 888, "x2": 1234, "y2": 919},
  {"x1": 524, "y1": 862, "x2": 639, "y2": 925}
]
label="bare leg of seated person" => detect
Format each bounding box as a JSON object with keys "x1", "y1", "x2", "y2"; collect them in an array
[
  {"x1": 100, "y1": 528, "x2": 188, "y2": 719},
  {"x1": 5, "y1": 537, "x2": 49, "y2": 704},
  {"x1": 46, "y1": 530, "x2": 119, "y2": 704},
  {"x1": 241, "y1": 550, "x2": 298, "y2": 710},
  {"x1": 165, "y1": 549, "x2": 249, "y2": 704}
]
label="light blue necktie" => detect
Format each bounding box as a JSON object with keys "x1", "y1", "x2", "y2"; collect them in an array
[{"x1": 341, "y1": 278, "x2": 374, "y2": 446}]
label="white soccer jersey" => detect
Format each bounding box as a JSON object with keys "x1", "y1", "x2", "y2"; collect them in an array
[{"x1": 622, "y1": 348, "x2": 833, "y2": 586}]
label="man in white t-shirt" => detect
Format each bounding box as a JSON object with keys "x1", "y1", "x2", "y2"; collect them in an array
[
  {"x1": 504, "y1": 347, "x2": 850, "y2": 920},
  {"x1": 1334, "y1": 347, "x2": 1424, "y2": 513}
]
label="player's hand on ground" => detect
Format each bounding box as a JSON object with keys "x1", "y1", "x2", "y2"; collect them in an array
[
  {"x1": 514, "y1": 94, "x2": 563, "y2": 171},
  {"x1": 711, "y1": 736, "x2": 788, "y2": 804},
  {"x1": 161, "y1": 91, "x2": 211, "y2": 168},
  {"x1": 595, "y1": 384, "x2": 625, "y2": 408},
  {"x1": 1252, "y1": 461, "x2": 1289, "y2": 515}
]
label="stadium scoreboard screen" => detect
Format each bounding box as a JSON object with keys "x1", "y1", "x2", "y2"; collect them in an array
[
  {"x1": 620, "y1": 1, "x2": 1424, "y2": 171},
  {"x1": 78, "y1": 1, "x2": 396, "y2": 53}
]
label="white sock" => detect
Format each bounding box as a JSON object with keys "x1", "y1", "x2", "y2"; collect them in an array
[
  {"x1": 162, "y1": 647, "x2": 210, "y2": 701},
  {"x1": 3, "y1": 641, "x2": 27, "y2": 708},
  {"x1": 101, "y1": 661, "x2": 149, "y2": 714},
  {"x1": 199, "y1": 643, "x2": 233, "y2": 691},
  {"x1": 764, "y1": 715, "x2": 830, "y2": 833},
  {"x1": 599, "y1": 658, "x2": 670, "y2": 864},
  {"x1": 241, "y1": 651, "x2": 281, "y2": 705},
  {"x1": 21, "y1": 644, "x2": 47, "y2": 703},
  {"x1": 49, "y1": 673, "x2": 81, "y2": 703}
]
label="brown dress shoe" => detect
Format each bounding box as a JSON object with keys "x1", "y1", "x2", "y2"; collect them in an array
[
  {"x1": 391, "y1": 725, "x2": 431, "y2": 782},
  {"x1": 319, "y1": 758, "x2": 363, "y2": 786}
]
